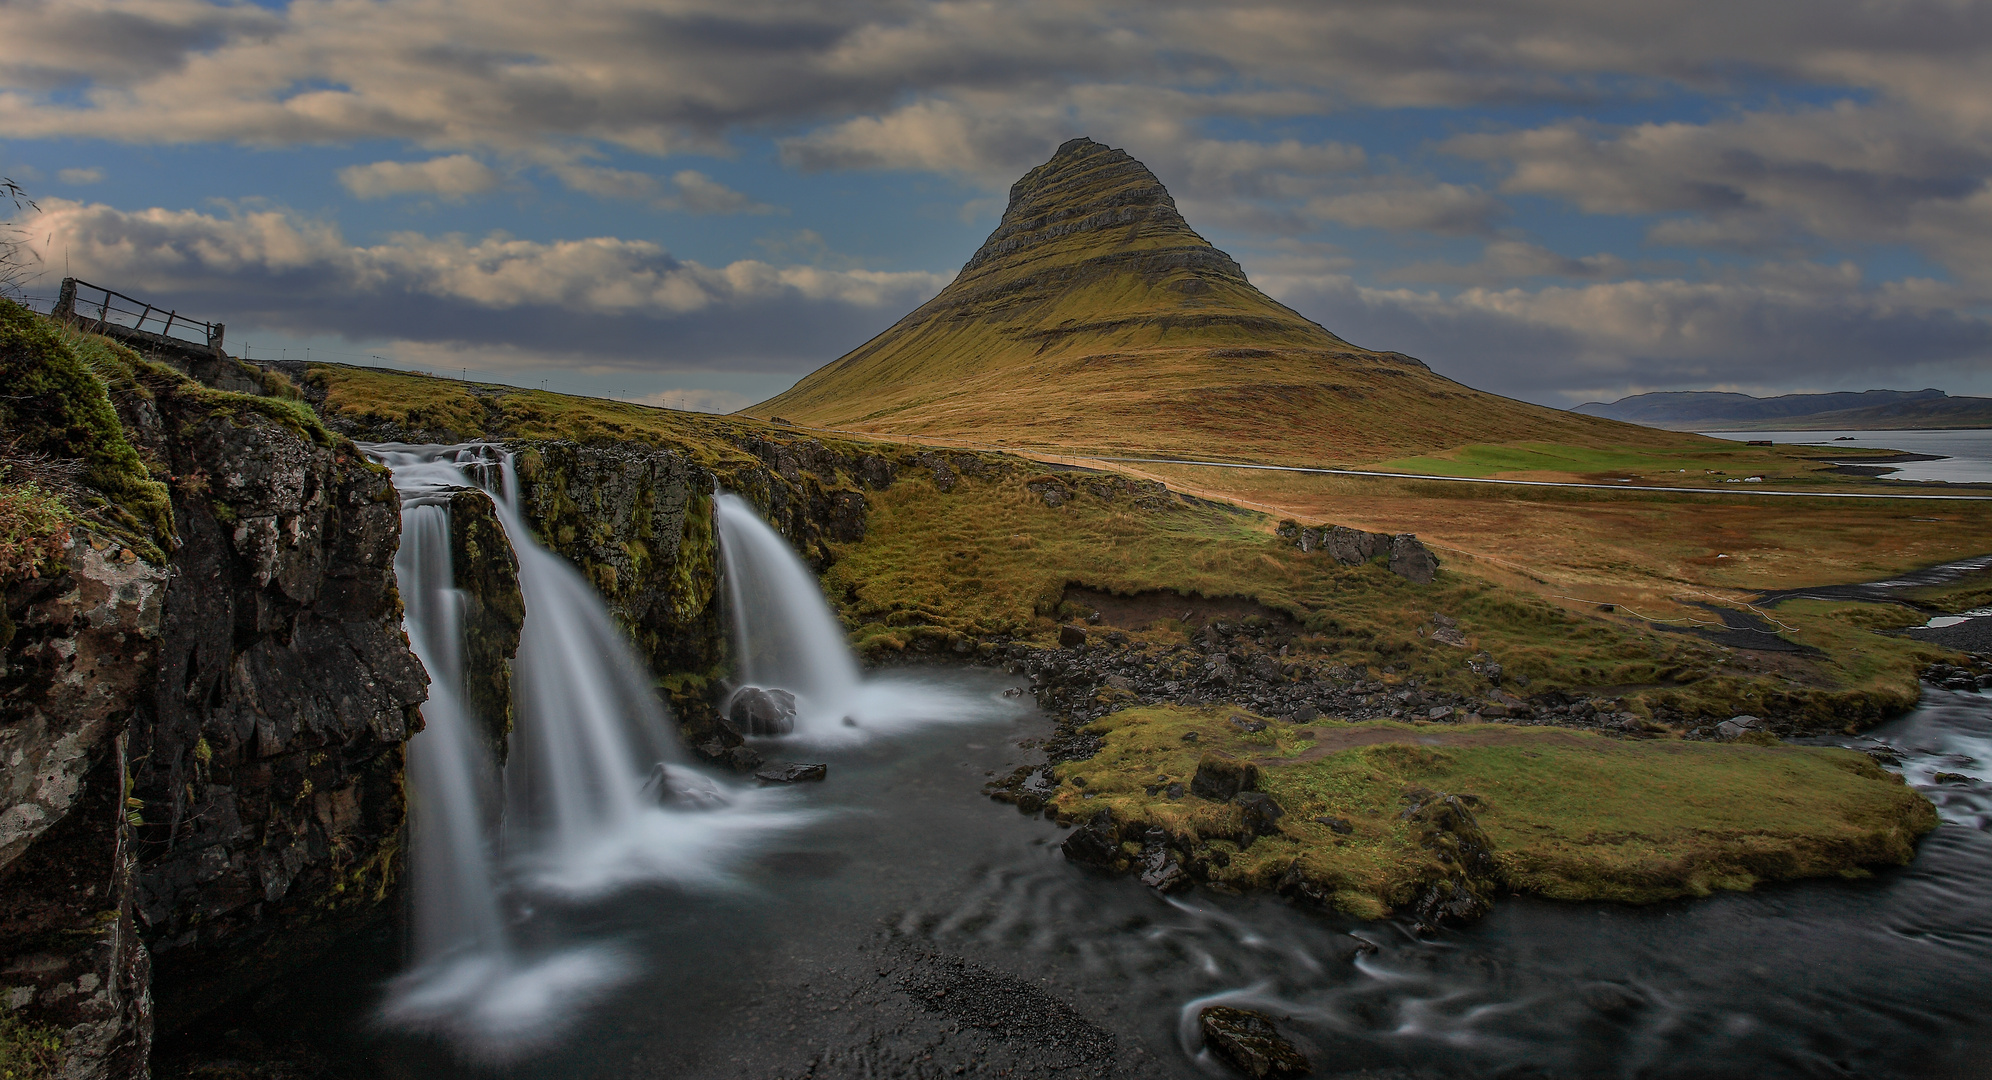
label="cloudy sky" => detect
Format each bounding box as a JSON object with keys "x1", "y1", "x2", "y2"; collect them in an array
[{"x1": 2, "y1": 0, "x2": 1989, "y2": 412}]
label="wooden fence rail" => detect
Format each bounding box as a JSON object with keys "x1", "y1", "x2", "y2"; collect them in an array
[{"x1": 52, "y1": 277, "x2": 224, "y2": 357}]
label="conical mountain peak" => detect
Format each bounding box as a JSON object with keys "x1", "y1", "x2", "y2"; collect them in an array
[
  {"x1": 752, "y1": 139, "x2": 1619, "y2": 464},
  {"x1": 959, "y1": 137, "x2": 1245, "y2": 282}
]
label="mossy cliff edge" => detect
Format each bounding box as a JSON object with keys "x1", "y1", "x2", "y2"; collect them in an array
[{"x1": 0, "y1": 305, "x2": 426, "y2": 1080}]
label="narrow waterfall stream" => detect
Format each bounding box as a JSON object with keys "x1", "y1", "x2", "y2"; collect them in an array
[{"x1": 714, "y1": 491, "x2": 992, "y2": 745}]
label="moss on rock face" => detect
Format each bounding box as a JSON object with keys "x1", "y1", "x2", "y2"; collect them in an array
[
  {"x1": 1049, "y1": 705, "x2": 1937, "y2": 919},
  {"x1": 449, "y1": 488, "x2": 522, "y2": 766}
]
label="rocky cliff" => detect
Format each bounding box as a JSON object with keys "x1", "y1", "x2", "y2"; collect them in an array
[{"x1": 0, "y1": 307, "x2": 427, "y2": 1077}]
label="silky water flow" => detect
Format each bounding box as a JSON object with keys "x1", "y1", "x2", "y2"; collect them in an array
[
  {"x1": 366, "y1": 445, "x2": 809, "y2": 1060},
  {"x1": 714, "y1": 491, "x2": 997, "y2": 744}
]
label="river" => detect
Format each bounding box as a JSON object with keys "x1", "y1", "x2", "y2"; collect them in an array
[{"x1": 164, "y1": 669, "x2": 1992, "y2": 1079}]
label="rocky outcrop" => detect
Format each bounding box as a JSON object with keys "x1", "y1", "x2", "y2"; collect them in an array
[
  {"x1": 449, "y1": 488, "x2": 522, "y2": 766},
  {"x1": 508, "y1": 441, "x2": 723, "y2": 732},
  {"x1": 1277, "y1": 519, "x2": 1439, "y2": 583},
  {"x1": 0, "y1": 538, "x2": 163, "y2": 1080},
  {"x1": 116, "y1": 369, "x2": 427, "y2": 1030},
  {"x1": 2, "y1": 322, "x2": 428, "y2": 1077}
]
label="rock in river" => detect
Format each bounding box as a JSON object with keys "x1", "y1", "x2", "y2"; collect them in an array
[
  {"x1": 728, "y1": 686, "x2": 799, "y2": 735},
  {"x1": 755, "y1": 762, "x2": 828, "y2": 784},
  {"x1": 1198, "y1": 1006, "x2": 1310, "y2": 1079}
]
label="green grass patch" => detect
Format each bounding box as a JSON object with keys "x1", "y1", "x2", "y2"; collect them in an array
[
  {"x1": 1053, "y1": 706, "x2": 1937, "y2": 916},
  {"x1": 1368, "y1": 441, "x2": 1824, "y2": 483}
]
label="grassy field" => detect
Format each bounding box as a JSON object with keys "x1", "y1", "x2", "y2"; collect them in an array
[
  {"x1": 1048, "y1": 705, "x2": 1937, "y2": 917},
  {"x1": 826, "y1": 465, "x2": 1957, "y2": 726}
]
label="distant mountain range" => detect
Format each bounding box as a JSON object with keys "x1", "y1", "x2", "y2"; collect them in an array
[{"x1": 1573, "y1": 389, "x2": 1992, "y2": 431}]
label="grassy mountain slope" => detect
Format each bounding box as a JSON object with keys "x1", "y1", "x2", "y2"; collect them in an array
[{"x1": 749, "y1": 138, "x2": 1684, "y2": 466}]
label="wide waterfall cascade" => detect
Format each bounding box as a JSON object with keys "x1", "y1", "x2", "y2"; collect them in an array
[
  {"x1": 367, "y1": 444, "x2": 811, "y2": 1058},
  {"x1": 715, "y1": 492, "x2": 1015, "y2": 744}
]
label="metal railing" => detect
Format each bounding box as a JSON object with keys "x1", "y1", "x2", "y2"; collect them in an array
[{"x1": 52, "y1": 278, "x2": 224, "y2": 354}]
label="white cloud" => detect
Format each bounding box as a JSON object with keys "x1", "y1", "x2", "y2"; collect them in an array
[
  {"x1": 24, "y1": 197, "x2": 948, "y2": 371},
  {"x1": 1256, "y1": 261, "x2": 1992, "y2": 403},
  {"x1": 56, "y1": 166, "x2": 104, "y2": 184},
  {"x1": 337, "y1": 155, "x2": 499, "y2": 200},
  {"x1": 663, "y1": 170, "x2": 777, "y2": 215},
  {"x1": 1303, "y1": 183, "x2": 1504, "y2": 235}
]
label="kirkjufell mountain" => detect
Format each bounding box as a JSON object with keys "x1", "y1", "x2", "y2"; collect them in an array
[{"x1": 751, "y1": 137, "x2": 1633, "y2": 464}]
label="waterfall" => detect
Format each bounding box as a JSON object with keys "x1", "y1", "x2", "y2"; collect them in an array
[
  {"x1": 367, "y1": 444, "x2": 808, "y2": 1059},
  {"x1": 714, "y1": 491, "x2": 1010, "y2": 743},
  {"x1": 716, "y1": 493, "x2": 864, "y2": 729},
  {"x1": 392, "y1": 500, "x2": 509, "y2": 967}
]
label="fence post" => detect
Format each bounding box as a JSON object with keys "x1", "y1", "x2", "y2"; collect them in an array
[{"x1": 54, "y1": 278, "x2": 76, "y2": 321}]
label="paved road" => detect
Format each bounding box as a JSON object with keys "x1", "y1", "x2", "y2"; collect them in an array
[{"x1": 1090, "y1": 455, "x2": 1992, "y2": 501}]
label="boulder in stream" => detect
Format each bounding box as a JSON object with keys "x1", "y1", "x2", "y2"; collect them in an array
[
  {"x1": 1198, "y1": 1006, "x2": 1310, "y2": 1079},
  {"x1": 755, "y1": 762, "x2": 828, "y2": 784},
  {"x1": 728, "y1": 686, "x2": 799, "y2": 735}
]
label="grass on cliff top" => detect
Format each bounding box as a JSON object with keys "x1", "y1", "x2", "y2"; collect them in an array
[
  {"x1": 305, "y1": 362, "x2": 877, "y2": 476},
  {"x1": 0, "y1": 302, "x2": 172, "y2": 562},
  {"x1": 826, "y1": 468, "x2": 1948, "y2": 723},
  {"x1": 1051, "y1": 705, "x2": 1937, "y2": 918}
]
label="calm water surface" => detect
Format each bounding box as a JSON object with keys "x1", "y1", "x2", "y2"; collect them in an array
[{"x1": 1700, "y1": 429, "x2": 1992, "y2": 484}]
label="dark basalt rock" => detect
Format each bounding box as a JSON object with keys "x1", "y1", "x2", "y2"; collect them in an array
[
  {"x1": 1234, "y1": 791, "x2": 1285, "y2": 837},
  {"x1": 1059, "y1": 624, "x2": 1089, "y2": 648},
  {"x1": 1026, "y1": 477, "x2": 1071, "y2": 507},
  {"x1": 1191, "y1": 754, "x2": 1259, "y2": 801},
  {"x1": 1276, "y1": 519, "x2": 1440, "y2": 583},
  {"x1": 1400, "y1": 791, "x2": 1501, "y2": 932},
  {"x1": 448, "y1": 488, "x2": 522, "y2": 766},
  {"x1": 754, "y1": 762, "x2": 827, "y2": 784},
  {"x1": 1060, "y1": 810, "x2": 1123, "y2": 869},
  {"x1": 1198, "y1": 1006, "x2": 1310, "y2": 1079},
  {"x1": 727, "y1": 686, "x2": 799, "y2": 736},
  {"x1": 0, "y1": 331, "x2": 429, "y2": 1075}
]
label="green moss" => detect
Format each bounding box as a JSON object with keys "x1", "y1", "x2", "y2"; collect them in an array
[
  {"x1": 1055, "y1": 705, "x2": 1937, "y2": 915},
  {"x1": 0, "y1": 1008, "x2": 65, "y2": 1080},
  {"x1": 0, "y1": 304, "x2": 172, "y2": 560}
]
